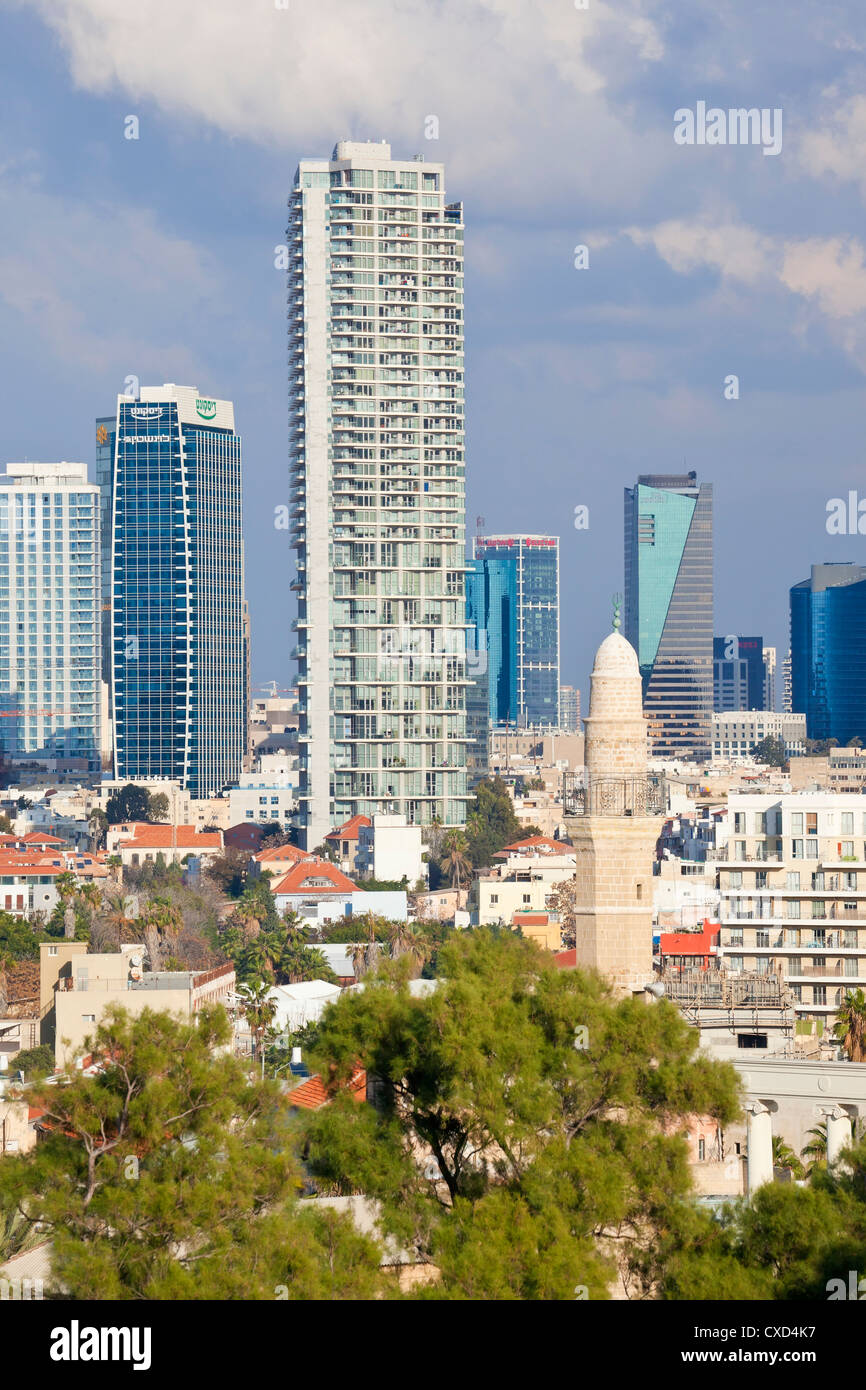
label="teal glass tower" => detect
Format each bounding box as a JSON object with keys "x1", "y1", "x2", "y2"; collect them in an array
[
  {"x1": 111, "y1": 385, "x2": 245, "y2": 798},
  {"x1": 624, "y1": 473, "x2": 713, "y2": 760}
]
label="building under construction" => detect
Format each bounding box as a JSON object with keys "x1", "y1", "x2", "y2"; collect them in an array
[{"x1": 660, "y1": 964, "x2": 797, "y2": 1059}]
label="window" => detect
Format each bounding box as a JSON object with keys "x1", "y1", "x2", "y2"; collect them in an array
[
  {"x1": 842, "y1": 812, "x2": 854, "y2": 835},
  {"x1": 813, "y1": 985, "x2": 827, "y2": 1005},
  {"x1": 728, "y1": 871, "x2": 743, "y2": 888},
  {"x1": 806, "y1": 839, "x2": 819, "y2": 859},
  {"x1": 806, "y1": 813, "x2": 818, "y2": 835},
  {"x1": 490, "y1": 894, "x2": 498, "y2": 905},
  {"x1": 787, "y1": 871, "x2": 800, "y2": 890},
  {"x1": 792, "y1": 839, "x2": 803, "y2": 859},
  {"x1": 737, "y1": 1034, "x2": 768, "y2": 1049},
  {"x1": 756, "y1": 929, "x2": 769, "y2": 947},
  {"x1": 697, "y1": 1137, "x2": 706, "y2": 1161},
  {"x1": 522, "y1": 894, "x2": 531, "y2": 904},
  {"x1": 48, "y1": 945, "x2": 58, "y2": 956},
  {"x1": 788, "y1": 900, "x2": 801, "y2": 920},
  {"x1": 791, "y1": 812, "x2": 804, "y2": 835},
  {"x1": 82, "y1": 1013, "x2": 96, "y2": 1023},
  {"x1": 727, "y1": 955, "x2": 744, "y2": 972},
  {"x1": 842, "y1": 842, "x2": 855, "y2": 859}
]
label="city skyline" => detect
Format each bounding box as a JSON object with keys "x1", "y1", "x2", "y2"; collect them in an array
[{"x1": 4, "y1": 5, "x2": 865, "y2": 706}]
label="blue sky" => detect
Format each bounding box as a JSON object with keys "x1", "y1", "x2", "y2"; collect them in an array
[{"x1": 2, "y1": 0, "x2": 866, "y2": 698}]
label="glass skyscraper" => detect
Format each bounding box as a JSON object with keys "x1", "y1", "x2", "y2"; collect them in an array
[
  {"x1": 790, "y1": 563, "x2": 866, "y2": 742},
  {"x1": 111, "y1": 385, "x2": 245, "y2": 798},
  {"x1": 0, "y1": 463, "x2": 100, "y2": 771},
  {"x1": 624, "y1": 472, "x2": 713, "y2": 760},
  {"x1": 288, "y1": 140, "x2": 468, "y2": 848},
  {"x1": 713, "y1": 635, "x2": 765, "y2": 711},
  {"x1": 468, "y1": 535, "x2": 560, "y2": 729}
]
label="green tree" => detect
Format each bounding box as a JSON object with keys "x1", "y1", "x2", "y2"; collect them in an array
[
  {"x1": 11, "y1": 1043, "x2": 55, "y2": 1079},
  {"x1": 105, "y1": 784, "x2": 152, "y2": 824},
  {"x1": 0, "y1": 912, "x2": 48, "y2": 962},
  {"x1": 0, "y1": 1004, "x2": 385, "y2": 1299},
  {"x1": 302, "y1": 930, "x2": 741, "y2": 1298},
  {"x1": 750, "y1": 735, "x2": 788, "y2": 769},
  {"x1": 463, "y1": 777, "x2": 535, "y2": 869},
  {"x1": 148, "y1": 792, "x2": 170, "y2": 822}
]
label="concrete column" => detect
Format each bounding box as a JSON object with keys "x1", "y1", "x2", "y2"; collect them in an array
[
  {"x1": 744, "y1": 1101, "x2": 773, "y2": 1193},
  {"x1": 820, "y1": 1105, "x2": 852, "y2": 1168}
]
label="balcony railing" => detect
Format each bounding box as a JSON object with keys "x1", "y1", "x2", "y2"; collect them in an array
[{"x1": 562, "y1": 773, "x2": 665, "y2": 818}]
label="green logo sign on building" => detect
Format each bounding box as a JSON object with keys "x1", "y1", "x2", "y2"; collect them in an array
[{"x1": 195, "y1": 398, "x2": 217, "y2": 420}]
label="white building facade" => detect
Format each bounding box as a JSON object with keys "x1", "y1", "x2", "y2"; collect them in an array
[
  {"x1": 0, "y1": 464, "x2": 101, "y2": 771},
  {"x1": 712, "y1": 710, "x2": 806, "y2": 762},
  {"x1": 288, "y1": 140, "x2": 468, "y2": 848},
  {"x1": 716, "y1": 792, "x2": 866, "y2": 1026}
]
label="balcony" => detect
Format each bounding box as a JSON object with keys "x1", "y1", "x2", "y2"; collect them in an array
[{"x1": 562, "y1": 772, "x2": 665, "y2": 818}]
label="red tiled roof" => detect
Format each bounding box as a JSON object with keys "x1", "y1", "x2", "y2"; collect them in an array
[
  {"x1": 288, "y1": 1066, "x2": 366, "y2": 1111},
  {"x1": 325, "y1": 814, "x2": 371, "y2": 843},
  {"x1": 512, "y1": 912, "x2": 549, "y2": 925},
  {"x1": 273, "y1": 859, "x2": 357, "y2": 895},
  {"x1": 115, "y1": 824, "x2": 222, "y2": 850},
  {"x1": 19, "y1": 833, "x2": 66, "y2": 845},
  {"x1": 495, "y1": 836, "x2": 570, "y2": 857},
  {"x1": 554, "y1": 948, "x2": 577, "y2": 970},
  {"x1": 253, "y1": 842, "x2": 310, "y2": 865}
]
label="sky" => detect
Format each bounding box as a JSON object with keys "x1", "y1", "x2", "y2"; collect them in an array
[{"x1": 1, "y1": 0, "x2": 866, "y2": 701}]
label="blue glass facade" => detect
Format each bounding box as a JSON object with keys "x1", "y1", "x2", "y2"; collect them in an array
[
  {"x1": 469, "y1": 536, "x2": 559, "y2": 728},
  {"x1": 790, "y1": 564, "x2": 866, "y2": 742},
  {"x1": 624, "y1": 473, "x2": 713, "y2": 759},
  {"x1": 111, "y1": 391, "x2": 245, "y2": 798}
]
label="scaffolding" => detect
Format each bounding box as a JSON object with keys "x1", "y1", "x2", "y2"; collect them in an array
[{"x1": 661, "y1": 964, "x2": 795, "y2": 1041}]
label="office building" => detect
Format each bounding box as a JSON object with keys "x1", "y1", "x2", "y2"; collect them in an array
[
  {"x1": 782, "y1": 650, "x2": 792, "y2": 714},
  {"x1": 763, "y1": 645, "x2": 777, "y2": 712},
  {"x1": 624, "y1": 472, "x2": 713, "y2": 760},
  {"x1": 559, "y1": 683, "x2": 580, "y2": 733},
  {"x1": 0, "y1": 463, "x2": 100, "y2": 772},
  {"x1": 288, "y1": 140, "x2": 468, "y2": 847},
  {"x1": 713, "y1": 635, "x2": 765, "y2": 712},
  {"x1": 469, "y1": 535, "x2": 560, "y2": 729},
  {"x1": 111, "y1": 384, "x2": 245, "y2": 799},
  {"x1": 790, "y1": 563, "x2": 866, "y2": 743}
]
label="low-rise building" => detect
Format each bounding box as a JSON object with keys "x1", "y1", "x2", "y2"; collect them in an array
[
  {"x1": 357, "y1": 813, "x2": 425, "y2": 885},
  {"x1": 227, "y1": 770, "x2": 296, "y2": 828},
  {"x1": 712, "y1": 711, "x2": 807, "y2": 762},
  {"x1": 324, "y1": 815, "x2": 372, "y2": 876},
  {"x1": 271, "y1": 859, "x2": 407, "y2": 927},
  {"x1": 476, "y1": 838, "x2": 576, "y2": 926},
  {"x1": 106, "y1": 823, "x2": 224, "y2": 868},
  {"x1": 40, "y1": 943, "x2": 235, "y2": 1065}
]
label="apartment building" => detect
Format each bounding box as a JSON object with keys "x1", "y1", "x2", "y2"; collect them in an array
[
  {"x1": 715, "y1": 793, "x2": 866, "y2": 1025},
  {"x1": 712, "y1": 710, "x2": 806, "y2": 762}
]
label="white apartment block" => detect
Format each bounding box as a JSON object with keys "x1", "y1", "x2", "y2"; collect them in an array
[
  {"x1": 712, "y1": 710, "x2": 806, "y2": 762},
  {"x1": 356, "y1": 811, "x2": 425, "y2": 883},
  {"x1": 0, "y1": 464, "x2": 101, "y2": 772},
  {"x1": 289, "y1": 140, "x2": 468, "y2": 848},
  {"x1": 716, "y1": 793, "x2": 866, "y2": 1025},
  {"x1": 227, "y1": 770, "x2": 296, "y2": 826}
]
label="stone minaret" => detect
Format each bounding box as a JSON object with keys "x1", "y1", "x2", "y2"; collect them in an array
[{"x1": 564, "y1": 627, "x2": 658, "y2": 997}]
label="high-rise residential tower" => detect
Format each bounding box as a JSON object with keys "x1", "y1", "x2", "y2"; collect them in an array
[
  {"x1": 0, "y1": 463, "x2": 100, "y2": 772},
  {"x1": 624, "y1": 472, "x2": 713, "y2": 760},
  {"x1": 790, "y1": 563, "x2": 866, "y2": 743},
  {"x1": 468, "y1": 535, "x2": 560, "y2": 729},
  {"x1": 559, "y1": 684, "x2": 580, "y2": 733},
  {"x1": 288, "y1": 140, "x2": 468, "y2": 848},
  {"x1": 111, "y1": 385, "x2": 245, "y2": 798},
  {"x1": 762, "y1": 645, "x2": 777, "y2": 712}
]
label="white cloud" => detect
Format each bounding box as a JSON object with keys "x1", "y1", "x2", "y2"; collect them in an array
[
  {"x1": 19, "y1": 0, "x2": 668, "y2": 211},
  {"x1": 800, "y1": 93, "x2": 866, "y2": 197}
]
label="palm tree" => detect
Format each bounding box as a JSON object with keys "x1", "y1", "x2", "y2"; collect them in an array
[
  {"x1": 772, "y1": 1134, "x2": 804, "y2": 1177},
  {"x1": 55, "y1": 871, "x2": 77, "y2": 905},
  {"x1": 238, "y1": 978, "x2": 277, "y2": 1073},
  {"x1": 833, "y1": 987, "x2": 866, "y2": 1062},
  {"x1": 105, "y1": 891, "x2": 137, "y2": 942},
  {"x1": 439, "y1": 829, "x2": 472, "y2": 890},
  {"x1": 801, "y1": 1122, "x2": 827, "y2": 1173},
  {"x1": 387, "y1": 920, "x2": 429, "y2": 977}
]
